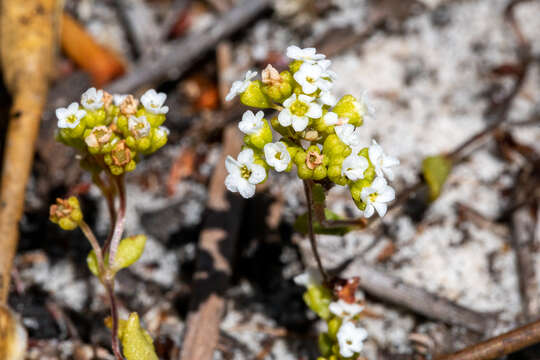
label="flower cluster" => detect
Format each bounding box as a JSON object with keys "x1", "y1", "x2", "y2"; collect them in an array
[
  {"x1": 55, "y1": 88, "x2": 170, "y2": 176},
  {"x1": 295, "y1": 270, "x2": 368, "y2": 359},
  {"x1": 49, "y1": 196, "x2": 83, "y2": 231},
  {"x1": 224, "y1": 46, "x2": 399, "y2": 217}
]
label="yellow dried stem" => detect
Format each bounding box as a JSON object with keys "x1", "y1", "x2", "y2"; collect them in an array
[{"x1": 0, "y1": 0, "x2": 60, "y2": 304}]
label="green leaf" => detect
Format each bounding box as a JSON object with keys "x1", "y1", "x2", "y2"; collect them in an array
[
  {"x1": 294, "y1": 209, "x2": 352, "y2": 236},
  {"x1": 112, "y1": 235, "x2": 147, "y2": 271},
  {"x1": 422, "y1": 155, "x2": 452, "y2": 201},
  {"x1": 108, "y1": 313, "x2": 158, "y2": 360}
]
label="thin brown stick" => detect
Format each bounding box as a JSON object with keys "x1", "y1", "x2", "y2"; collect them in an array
[
  {"x1": 303, "y1": 180, "x2": 329, "y2": 283},
  {"x1": 339, "y1": 260, "x2": 493, "y2": 333},
  {"x1": 106, "y1": 0, "x2": 271, "y2": 93},
  {"x1": 436, "y1": 318, "x2": 540, "y2": 360}
]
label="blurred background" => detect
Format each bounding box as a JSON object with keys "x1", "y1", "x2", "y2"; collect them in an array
[{"x1": 0, "y1": 0, "x2": 539, "y2": 359}]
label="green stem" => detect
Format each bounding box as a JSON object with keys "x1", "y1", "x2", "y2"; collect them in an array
[
  {"x1": 79, "y1": 220, "x2": 105, "y2": 276},
  {"x1": 303, "y1": 180, "x2": 328, "y2": 283}
]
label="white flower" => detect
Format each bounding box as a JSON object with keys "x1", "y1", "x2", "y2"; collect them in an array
[
  {"x1": 156, "y1": 126, "x2": 170, "y2": 137},
  {"x1": 81, "y1": 87, "x2": 104, "y2": 110},
  {"x1": 368, "y1": 140, "x2": 400, "y2": 181},
  {"x1": 264, "y1": 142, "x2": 291, "y2": 172},
  {"x1": 225, "y1": 148, "x2": 266, "y2": 199},
  {"x1": 140, "y1": 89, "x2": 169, "y2": 114},
  {"x1": 226, "y1": 70, "x2": 257, "y2": 101},
  {"x1": 337, "y1": 321, "x2": 368, "y2": 358},
  {"x1": 278, "y1": 94, "x2": 322, "y2": 132},
  {"x1": 329, "y1": 299, "x2": 364, "y2": 319},
  {"x1": 323, "y1": 111, "x2": 339, "y2": 126},
  {"x1": 56, "y1": 102, "x2": 86, "y2": 129},
  {"x1": 286, "y1": 45, "x2": 325, "y2": 64},
  {"x1": 294, "y1": 63, "x2": 332, "y2": 94},
  {"x1": 360, "y1": 177, "x2": 395, "y2": 218},
  {"x1": 293, "y1": 268, "x2": 323, "y2": 287},
  {"x1": 113, "y1": 94, "x2": 128, "y2": 106},
  {"x1": 357, "y1": 91, "x2": 375, "y2": 121},
  {"x1": 238, "y1": 110, "x2": 264, "y2": 135},
  {"x1": 341, "y1": 154, "x2": 369, "y2": 181},
  {"x1": 319, "y1": 90, "x2": 337, "y2": 107},
  {"x1": 128, "y1": 115, "x2": 151, "y2": 138},
  {"x1": 335, "y1": 124, "x2": 362, "y2": 148},
  {"x1": 318, "y1": 59, "x2": 337, "y2": 80}
]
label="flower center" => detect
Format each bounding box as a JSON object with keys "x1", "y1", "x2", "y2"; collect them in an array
[
  {"x1": 67, "y1": 115, "x2": 78, "y2": 124},
  {"x1": 275, "y1": 152, "x2": 283, "y2": 160},
  {"x1": 240, "y1": 165, "x2": 251, "y2": 180},
  {"x1": 291, "y1": 100, "x2": 309, "y2": 116},
  {"x1": 369, "y1": 192, "x2": 378, "y2": 203},
  {"x1": 306, "y1": 150, "x2": 323, "y2": 170}
]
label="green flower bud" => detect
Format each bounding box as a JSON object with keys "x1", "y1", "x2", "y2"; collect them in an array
[
  {"x1": 240, "y1": 80, "x2": 271, "y2": 108},
  {"x1": 84, "y1": 126, "x2": 117, "y2": 155},
  {"x1": 84, "y1": 109, "x2": 107, "y2": 128},
  {"x1": 303, "y1": 284, "x2": 333, "y2": 319},
  {"x1": 261, "y1": 65, "x2": 294, "y2": 103},
  {"x1": 58, "y1": 120, "x2": 87, "y2": 140},
  {"x1": 281, "y1": 138, "x2": 302, "y2": 160},
  {"x1": 289, "y1": 60, "x2": 303, "y2": 73},
  {"x1": 49, "y1": 197, "x2": 83, "y2": 231},
  {"x1": 333, "y1": 95, "x2": 363, "y2": 127},
  {"x1": 141, "y1": 112, "x2": 166, "y2": 128},
  {"x1": 117, "y1": 114, "x2": 129, "y2": 134},
  {"x1": 318, "y1": 333, "x2": 334, "y2": 357},
  {"x1": 104, "y1": 141, "x2": 137, "y2": 175},
  {"x1": 270, "y1": 116, "x2": 291, "y2": 138},
  {"x1": 244, "y1": 119, "x2": 273, "y2": 150},
  {"x1": 327, "y1": 317, "x2": 342, "y2": 340},
  {"x1": 350, "y1": 178, "x2": 373, "y2": 210}
]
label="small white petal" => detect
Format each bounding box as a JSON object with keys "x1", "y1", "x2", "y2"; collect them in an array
[
  {"x1": 373, "y1": 202, "x2": 388, "y2": 217},
  {"x1": 293, "y1": 268, "x2": 323, "y2": 287},
  {"x1": 306, "y1": 102, "x2": 322, "y2": 118},
  {"x1": 237, "y1": 148, "x2": 255, "y2": 165},
  {"x1": 237, "y1": 179, "x2": 256, "y2": 199},
  {"x1": 278, "y1": 109, "x2": 293, "y2": 127},
  {"x1": 292, "y1": 115, "x2": 309, "y2": 132},
  {"x1": 225, "y1": 156, "x2": 241, "y2": 176},
  {"x1": 324, "y1": 112, "x2": 338, "y2": 125},
  {"x1": 248, "y1": 163, "x2": 266, "y2": 184},
  {"x1": 363, "y1": 204, "x2": 375, "y2": 218},
  {"x1": 377, "y1": 186, "x2": 395, "y2": 203}
]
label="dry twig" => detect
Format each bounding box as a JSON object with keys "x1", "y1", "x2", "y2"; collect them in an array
[
  {"x1": 106, "y1": 0, "x2": 271, "y2": 93},
  {"x1": 339, "y1": 260, "x2": 493, "y2": 333},
  {"x1": 436, "y1": 318, "x2": 540, "y2": 360},
  {"x1": 0, "y1": 0, "x2": 59, "y2": 304}
]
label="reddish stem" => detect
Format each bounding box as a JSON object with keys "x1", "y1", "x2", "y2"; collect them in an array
[{"x1": 107, "y1": 174, "x2": 126, "y2": 267}]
